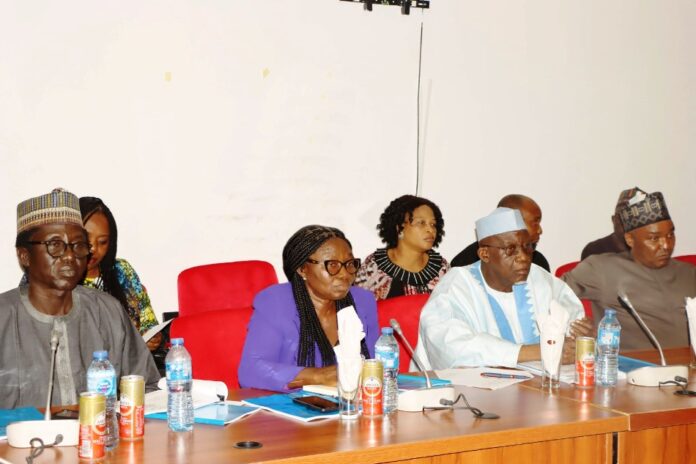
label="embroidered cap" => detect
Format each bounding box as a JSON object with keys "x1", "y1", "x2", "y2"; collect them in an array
[
  {"x1": 475, "y1": 207, "x2": 527, "y2": 241},
  {"x1": 17, "y1": 188, "x2": 83, "y2": 234},
  {"x1": 619, "y1": 190, "x2": 671, "y2": 233}
]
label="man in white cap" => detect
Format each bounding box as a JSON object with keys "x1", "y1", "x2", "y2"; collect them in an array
[
  {"x1": 0, "y1": 188, "x2": 160, "y2": 409},
  {"x1": 414, "y1": 207, "x2": 591, "y2": 369}
]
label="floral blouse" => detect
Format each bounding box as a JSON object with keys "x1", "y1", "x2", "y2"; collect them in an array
[{"x1": 83, "y1": 258, "x2": 159, "y2": 334}]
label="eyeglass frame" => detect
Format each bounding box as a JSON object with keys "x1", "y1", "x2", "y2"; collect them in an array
[
  {"x1": 305, "y1": 258, "x2": 361, "y2": 276},
  {"x1": 23, "y1": 240, "x2": 91, "y2": 259},
  {"x1": 479, "y1": 241, "x2": 535, "y2": 258},
  {"x1": 658, "y1": 376, "x2": 696, "y2": 396}
]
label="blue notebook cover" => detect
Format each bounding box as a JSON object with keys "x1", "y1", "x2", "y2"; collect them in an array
[
  {"x1": 242, "y1": 393, "x2": 339, "y2": 422},
  {"x1": 397, "y1": 374, "x2": 452, "y2": 391},
  {"x1": 145, "y1": 401, "x2": 260, "y2": 426},
  {"x1": 0, "y1": 407, "x2": 44, "y2": 438},
  {"x1": 618, "y1": 355, "x2": 656, "y2": 373}
]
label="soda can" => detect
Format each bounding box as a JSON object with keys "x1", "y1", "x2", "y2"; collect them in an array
[
  {"x1": 119, "y1": 375, "x2": 145, "y2": 440},
  {"x1": 79, "y1": 392, "x2": 106, "y2": 461},
  {"x1": 575, "y1": 336, "x2": 596, "y2": 387},
  {"x1": 360, "y1": 359, "x2": 383, "y2": 417}
]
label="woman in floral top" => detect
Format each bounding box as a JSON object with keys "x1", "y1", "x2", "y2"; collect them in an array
[
  {"x1": 80, "y1": 197, "x2": 161, "y2": 351},
  {"x1": 355, "y1": 195, "x2": 450, "y2": 300}
]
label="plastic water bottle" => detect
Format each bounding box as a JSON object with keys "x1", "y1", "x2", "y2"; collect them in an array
[
  {"x1": 87, "y1": 350, "x2": 119, "y2": 450},
  {"x1": 596, "y1": 309, "x2": 621, "y2": 386},
  {"x1": 166, "y1": 338, "x2": 194, "y2": 431},
  {"x1": 375, "y1": 327, "x2": 399, "y2": 414}
]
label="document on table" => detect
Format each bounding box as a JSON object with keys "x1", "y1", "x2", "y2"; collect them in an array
[
  {"x1": 435, "y1": 367, "x2": 533, "y2": 390},
  {"x1": 145, "y1": 378, "x2": 228, "y2": 415}
]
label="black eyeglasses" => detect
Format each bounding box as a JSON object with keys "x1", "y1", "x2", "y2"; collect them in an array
[
  {"x1": 422, "y1": 393, "x2": 499, "y2": 419},
  {"x1": 658, "y1": 376, "x2": 696, "y2": 396},
  {"x1": 27, "y1": 434, "x2": 63, "y2": 463},
  {"x1": 306, "y1": 258, "x2": 361, "y2": 276},
  {"x1": 480, "y1": 242, "x2": 535, "y2": 257},
  {"x1": 24, "y1": 240, "x2": 91, "y2": 259}
]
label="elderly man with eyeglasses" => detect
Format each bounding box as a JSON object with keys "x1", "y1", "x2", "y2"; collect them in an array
[
  {"x1": 0, "y1": 188, "x2": 159, "y2": 409},
  {"x1": 414, "y1": 208, "x2": 592, "y2": 369}
]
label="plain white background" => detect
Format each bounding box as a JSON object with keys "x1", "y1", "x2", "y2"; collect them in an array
[{"x1": 1, "y1": 1, "x2": 694, "y2": 321}]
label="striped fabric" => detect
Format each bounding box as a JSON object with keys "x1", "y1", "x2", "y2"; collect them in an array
[{"x1": 16, "y1": 188, "x2": 82, "y2": 233}]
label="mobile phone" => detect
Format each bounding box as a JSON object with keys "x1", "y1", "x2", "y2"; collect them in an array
[{"x1": 292, "y1": 395, "x2": 339, "y2": 413}]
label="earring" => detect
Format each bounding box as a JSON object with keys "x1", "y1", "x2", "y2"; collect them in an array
[{"x1": 398, "y1": 231, "x2": 404, "y2": 240}]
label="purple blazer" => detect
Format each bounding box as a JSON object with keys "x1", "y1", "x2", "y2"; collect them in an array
[{"x1": 238, "y1": 283, "x2": 379, "y2": 392}]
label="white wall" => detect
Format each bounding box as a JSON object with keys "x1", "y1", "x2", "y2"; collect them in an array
[{"x1": 1, "y1": 1, "x2": 694, "y2": 321}]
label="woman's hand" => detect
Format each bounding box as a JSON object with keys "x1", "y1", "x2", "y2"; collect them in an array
[{"x1": 287, "y1": 366, "x2": 338, "y2": 389}]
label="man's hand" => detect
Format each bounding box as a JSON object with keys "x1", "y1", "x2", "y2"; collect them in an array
[
  {"x1": 561, "y1": 337, "x2": 576, "y2": 364},
  {"x1": 569, "y1": 318, "x2": 594, "y2": 339}
]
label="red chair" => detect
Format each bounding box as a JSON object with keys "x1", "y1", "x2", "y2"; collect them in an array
[
  {"x1": 555, "y1": 261, "x2": 592, "y2": 319},
  {"x1": 170, "y1": 306, "x2": 253, "y2": 391},
  {"x1": 177, "y1": 261, "x2": 278, "y2": 317},
  {"x1": 675, "y1": 255, "x2": 696, "y2": 266},
  {"x1": 376, "y1": 294, "x2": 430, "y2": 373}
]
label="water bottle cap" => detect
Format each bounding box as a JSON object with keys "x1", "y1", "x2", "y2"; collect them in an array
[
  {"x1": 92, "y1": 350, "x2": 108, "y2": 361},
  {"x1": 381, "y1": 327, "x2": 394, "y2": 335},
  {"x1": 171, "y1": 338, "x2": 184, "y2": 346},
  {"x1": 604, "y1": 309, "x2": 617, "y2": 317}
]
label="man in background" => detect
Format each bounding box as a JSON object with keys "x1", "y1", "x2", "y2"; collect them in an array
[{"x1": 580, "y1": 187, "x2": 637, "y2": 260}]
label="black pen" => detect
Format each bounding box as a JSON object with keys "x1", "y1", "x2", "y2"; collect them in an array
[{"x1": 480, "y1": 372, "x2": 530, "y2": 380}]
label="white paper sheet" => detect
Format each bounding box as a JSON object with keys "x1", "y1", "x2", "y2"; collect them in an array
[
  {"x1": 145, "y1": 378, "x2": 228, "y2": 414},
  {"x1": 435, "y1": 367, "x2": 533, "y2": 390}
]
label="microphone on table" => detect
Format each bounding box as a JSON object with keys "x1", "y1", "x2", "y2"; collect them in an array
[
  {"x1": 617, "y1": 294, "x2": 688, "y2": 387},
  {"x1": 389, "y1": 318, "x2": 455, "y2": 412},
  {"x1": 7, "y1": 329, "x2": 79, "y2": 448}
]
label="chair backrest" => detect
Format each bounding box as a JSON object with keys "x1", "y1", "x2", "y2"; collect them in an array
[
  {"x1": 177, "y1": 260, "x2": 278, "y2": 316},
  {"x1": 376, "y1": 294, "x2": 430, "y2": 373},
  {"x1": 170, "y1": 306, "x2": 253, "y2": 391},
  {"x1": 554, "y1": 261, "x2": 579, "y2": 278},
  {"x1": 675, "y1": 255, "x2": 696, "y2": 266},
  {"x1": 554, "y1": 261, "x2": 592, "y2": 319}
]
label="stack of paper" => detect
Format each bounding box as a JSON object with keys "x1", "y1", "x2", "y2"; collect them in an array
[{"x1": 145, "y1": 378, "x2": 228, "y2": 415}]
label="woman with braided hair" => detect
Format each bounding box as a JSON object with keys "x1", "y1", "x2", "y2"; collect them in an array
[{"x1": 238, "y1": 225, "x2": 378, "y2": 392}]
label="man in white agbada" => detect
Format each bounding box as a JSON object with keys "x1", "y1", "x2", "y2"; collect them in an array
[{"x1": 414, "y1": 207, "x2": 592, "y2": 369}]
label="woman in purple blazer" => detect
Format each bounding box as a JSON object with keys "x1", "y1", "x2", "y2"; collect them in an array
[{"x1": 238, "y1": 225, "x2": 379, "y2": 392}]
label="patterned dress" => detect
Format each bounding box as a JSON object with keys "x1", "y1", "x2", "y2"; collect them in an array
[
  {"x1": 83, "y1": 258, "x2": 159, "y2": 334},
  {"x1": 354, "y1": 248, "x2": 450, "y2": 301}
]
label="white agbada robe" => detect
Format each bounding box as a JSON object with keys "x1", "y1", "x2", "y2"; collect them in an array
[{"x1": 413, "y1": 263, "x2": 584, "y2": 369}]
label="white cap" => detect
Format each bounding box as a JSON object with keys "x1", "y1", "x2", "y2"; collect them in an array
[{"x1": 475, "y1": 207, "x2": 527, "y2": 241}]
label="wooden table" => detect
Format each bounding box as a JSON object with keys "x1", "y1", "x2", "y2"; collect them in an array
[
  {"x1": 521, "y1": 347, "x2": 696, "y2": 464},
  {"x1": 0, "y1": 384, "x2": 625, "y2": 464}
]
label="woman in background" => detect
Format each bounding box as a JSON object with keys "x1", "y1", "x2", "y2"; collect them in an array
[
  {"x1": 80, "y1": 197, "x2": 162, "y2": 351},
  {"x1": 238, "y1": 225, "x2": 378, "y2": 392},
  {"x1": 355, "y1": 194, "x2": 449, "y2": 300}
]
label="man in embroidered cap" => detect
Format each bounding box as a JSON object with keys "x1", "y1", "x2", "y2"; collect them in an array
[
  {"x1": 564, "y1": 190, "x2": 696, "y2": 350},
  {"x1": 414, "y1": 208, "x2": 590, "y2": 369},
  {"x1": 0, "y1": 188, "x2": 160, "y2": 409},
  {"x1": 580, "y1": 187, "x2": 638, "y2": 260}
]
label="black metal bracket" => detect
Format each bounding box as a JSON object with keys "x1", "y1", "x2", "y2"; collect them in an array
[{"x1": 339, "y1": 0, "x2": 429, "y2": 15}]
